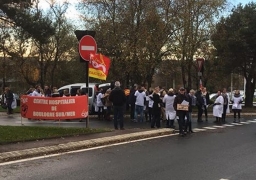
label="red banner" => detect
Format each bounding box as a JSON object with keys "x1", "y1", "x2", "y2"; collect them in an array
[
  {"x1": 20, "y1": 95, "x2": 88, "y2": 120},
  {"x1": 89, "y1": 53, "x2": 111, "y2": 80}
]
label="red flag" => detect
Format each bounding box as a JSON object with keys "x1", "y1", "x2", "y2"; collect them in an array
[{"x1": 89, "y1": 53, "x2": 111, "y2": 80}]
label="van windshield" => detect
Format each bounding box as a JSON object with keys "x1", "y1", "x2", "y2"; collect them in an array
[{"x1": 81, "y1": 87, "x2": 93, "y2": 97}]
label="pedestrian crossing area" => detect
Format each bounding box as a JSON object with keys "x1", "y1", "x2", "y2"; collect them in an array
[{"x1": 192, "y1": 119, "x2": 256, "y2": 133}]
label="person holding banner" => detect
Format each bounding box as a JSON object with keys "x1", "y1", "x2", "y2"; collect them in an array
[{"x1": 109, "y1": 81, "x2": 126, "y2": 130}]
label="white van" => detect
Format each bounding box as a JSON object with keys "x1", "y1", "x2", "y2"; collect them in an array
[
  {"x1": 58, "y1": 83, "x2": 98, "y2": 114},
  {"x1": 98, "y1": 82, "x2": 114, "y2": 91}
]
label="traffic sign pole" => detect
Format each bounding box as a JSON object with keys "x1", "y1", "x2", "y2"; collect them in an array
[
  {"x1": 75, "y1": 30, "x2": 96, "y2": 128},
  {"x1": 196, "y1": 58, "x2": 204, "y2": 89}
]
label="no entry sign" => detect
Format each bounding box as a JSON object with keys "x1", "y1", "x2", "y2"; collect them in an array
[{"x1": 79, "y1": 35, "x2": 97, "y2": 61}]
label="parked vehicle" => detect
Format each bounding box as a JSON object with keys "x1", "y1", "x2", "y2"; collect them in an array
[{"x1": 58, "y1": 83, "x2": 99, "y2": 114}]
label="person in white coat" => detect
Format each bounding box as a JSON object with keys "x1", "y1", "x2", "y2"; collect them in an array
[
  {"x1": 163, "y1": 88, "x2": 176, "y2": 128},
  {"x1": 213, "y1": 90, "x2": 224, "y2": 123},
  {"x1": 96, "y1": 88, "x2": 104, "y2": 120},
  {"x1": 231, "y1": 90, "x2": 243, "y2": 122},
  {"x1": 221, "y1": 88, "x2": 230, "y2": 123}
]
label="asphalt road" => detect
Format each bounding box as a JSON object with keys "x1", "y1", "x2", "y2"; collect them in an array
[{"x1": 1, "y1": 121, "x2": 256, "y2": 180}]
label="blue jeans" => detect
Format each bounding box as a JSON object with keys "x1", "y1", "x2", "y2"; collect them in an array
[
  {"x1": 135, "y1": 105, "x2": 144, "y2": 122},
  {"x1": 113, "y1": 105, "x2": 124, "y2": 129}
]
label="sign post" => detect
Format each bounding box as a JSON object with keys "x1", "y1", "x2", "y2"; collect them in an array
[
  {"x1": 196, "y1": 58, "x2": 204, "y2": 89},
  {"x1": 75, "y1": 30, "x2": 96, "y2": 128}
]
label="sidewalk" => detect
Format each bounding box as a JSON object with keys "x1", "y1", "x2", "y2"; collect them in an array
[{"x1": 0, "y1": 112, "x2": 256, "y2": 163}]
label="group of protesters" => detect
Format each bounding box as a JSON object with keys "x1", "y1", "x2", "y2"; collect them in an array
[
  {"x1": 26, "y1": 85, "x2": 60, "y2": 97},
  {"x1": 96, "y1": 82, "x2": 243, "y2": 136}
]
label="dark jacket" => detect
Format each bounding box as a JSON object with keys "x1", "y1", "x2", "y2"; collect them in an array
[
  {"x1": 173, "y1": 93, "x2": 189, "y2": 115},
  {"x1": 129, "y1": 88, "x2": 136, "y2": 105},
  {"x1": 5, "y1": 90, "x2": 13, "y2": 100},
  {"x1": 195, "y1": 90, "x2": 204, "y2": 106},
  {"x1": 109, "y1": 87, "x2": 126, "y2": 106},
  {"x1": 151, "y1": 93, "x2": 162, "y2": 115},
  {"x1": 202, "y1": 92, "x2": 210, "y2": 105},
  {"x1": 186, "y1": 93, "x2": 195, "y2": 112}
]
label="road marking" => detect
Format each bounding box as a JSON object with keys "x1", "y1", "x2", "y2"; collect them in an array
[
  {"x1": 213, "y1": 125, "x2": 226, "y2": 128},
  {"x1": 240, "y1": 122, "x2": 250, "y2": 124},
  {"x1": 193, "y1": 128, "x2": 207, "y2": 132},
  {"x1": 249, "y1": 120, "x2": 256, "y2": 122},
  {"x1": 231, "y1": 123, "x2": 243, "y2": 126},
  {"x1": 223, "y1": 124, "x2": 235, "y2": 127},
  {"x1": 202, "y1": 127, "x2": 216, "y2": 130}
]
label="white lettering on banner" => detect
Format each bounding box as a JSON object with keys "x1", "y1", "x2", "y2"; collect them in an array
[
  {"x1": 56, "y1": 112, "x2": 76, "y2": 117},
  {"x1": 49, "y1": 99, "x2": 76, "y2": 105},
  {"x1": 33, "y1": 112, "x2": 55, "y2": 117},
  {"x1": 51, "y1": 106, "x2": 57, "y2": 111},
  {"x1": 33, "y1": 99, "x2": 49, "y2": 104}
]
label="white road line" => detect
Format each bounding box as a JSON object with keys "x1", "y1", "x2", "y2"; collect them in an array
[
  {"x1": 231, "y1": 123, "x2": 243, "y2": 126},
  {"x1": 202, "y1": 127, "x2": 216, "y2": 130},
  {"x1": 193, "y1": 128, "x2": 207, "y2": 132},
  {"x1": 212, "y1": 125, "x2": 226, "y2": 128},
  {"x1": 223, "y1": 124, "x2": 235, "y2": 127},
  {"x1": 249, "y1": 119, "x2": 256, "y2": 122},
  {"x1": 240, "y1": 122, "x2": 251, "y2": 124}
]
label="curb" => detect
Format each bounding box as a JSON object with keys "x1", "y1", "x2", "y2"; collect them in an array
[{"x1": 0, "y1": 128, "x2": 174, "y2": 163}]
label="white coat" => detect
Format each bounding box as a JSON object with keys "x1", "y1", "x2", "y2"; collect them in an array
[
  {"x1": 163, "y1": 94, "x2": 176, "y2": 120},
  {"x1": 213, "y1": 95, "x2": 224, "y2": 118},
  {"x1": 232, "y1": 95, "x2": 243, "y2": 110}
]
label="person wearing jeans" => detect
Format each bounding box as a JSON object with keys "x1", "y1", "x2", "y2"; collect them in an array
[
  {"x1": 134, "y1": 85, "x2": 146, "y2": 122},
  {"x1": 109, "y1": 81, "x2": 126, "y2": 130}
]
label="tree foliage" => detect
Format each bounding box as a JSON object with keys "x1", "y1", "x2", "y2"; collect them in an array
[{"x1": 212, "y1": 2, "x2": 256, "y2": 107}]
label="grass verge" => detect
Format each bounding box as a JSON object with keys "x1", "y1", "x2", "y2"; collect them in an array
[{"x1": 0, "y1": 126, "x2": 111, "y2": 144}]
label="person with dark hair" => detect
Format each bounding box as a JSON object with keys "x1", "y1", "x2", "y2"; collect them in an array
[
  {"x1": 129, "y1": 84, "x2": 137, "y2": 121},
  {"x1": 109, "y1": 81, "x2": 126, "y2": 130},
  {"x1": 231, "y1": 90, "x2": 243, "y2": 122},
  {"x1": 44, "y1": 85, "x2": 52, "y2": 97},
  {"x1": 147, "y1": 88, "x2": 154, "y2": 122},
  {"x1": 96, "y1": 88, "x2": 104, "y2": 120},
  {"x1": 31, "y1": 85, "x2": 43, "y2": 97},
  {"x1": 4, "y1": 86, "x2": 14, "y2": 115},
  {"x1": 151, "y1": 87, "x2": 162, "y2": 128},
  {"x1": 134, "y1": 85, "x2": 146, "y2": 122},
  {"x1": 213, "y1": 90, "x2": 224, "y2": 123},
  {"x1": 102, "y1": 88, "x2": 112, "y2": 121},
  {"x1": 185, "y1": 89, "x2": 196, "y2": 133},
  {"x1": 173, "y1": 87, "x2": 189, "y2": 137},
  {"x1": 195, "y1": 88, "x2": 204, "y2": 122},
  {"x1": 201, "y1": 87, "x2": 210, "y2": 121},
  {"x1": 222, "y1": 88, "x2": 230, "y2": 123}
]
